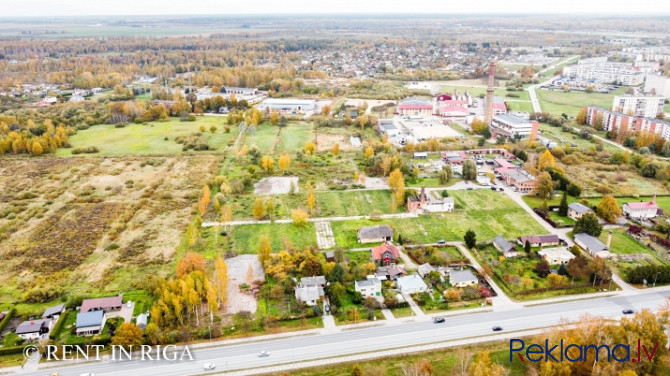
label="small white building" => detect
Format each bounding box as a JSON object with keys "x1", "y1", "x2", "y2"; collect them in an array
[
  {"x1": 355, "y1": 278, "x2": 382, "y2": 302},
  {"x1": 417, "y1": 263, "x2": 436, "y2": 278},
  {"x1": 567, "y1": 202, "x2": 593, "y2": 220},
  {"x1": 538, "y1": 247, "x2": 576, "y2": 265},
  {"x1": 397, "y1": 274, "x2": 428, "y2": 294},
  {"x1": 449, "y1": 269, "x2": 479, "y2": 288},
  {"x1": 15, "y1": 319, "x2": 52, "y2": 341},
  {"x1": 622, "y1": 195, "x2": 660, "y2": 219}
]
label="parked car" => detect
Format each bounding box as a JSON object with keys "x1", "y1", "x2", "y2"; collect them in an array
[
  {"x1": 498, "y1": 187, "x2": 504, "y2": 192},
  {"x1": 436, "y1": 240, "x2": 446, "y2": 245},
  {"x1": 258, "y1": 350, "x2": 271, "y2": 357},
  {"x1": 492, "y1": 326, "x2": 503, "y2": 332},
  {"x1": 467, "y1": 187, "x2": 474, "y2": 190},
  {"x1": 622, "y1": 309, "x2": 634, "y2": 315},
  {"x1": 490, "y1": 186, "x2": 497, "y2": 191},
  {"x1": 433, "y1": 317, "x2": 445, "y2": 323},
  {"x1": 203, "y1": 363, "x2": 216, "y2": 370}
]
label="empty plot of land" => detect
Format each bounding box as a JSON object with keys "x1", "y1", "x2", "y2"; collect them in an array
[
  {"x1": 407, "y1": 123, "x2": 461, "y2": 140},
  {"x1": 363, "y1": 177, "x2": 389, "y2": 189},
  {"x1": 225, "y1": 255, "x2": 264, "y2": 314},
  {"x1": 315, "y1": 221, "x2": 336, "y2": 249},
  {"x1": 254, "y1": 176, "x2": 299, "y2": 195}
]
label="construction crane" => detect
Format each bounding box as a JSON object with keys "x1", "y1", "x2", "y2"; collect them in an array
[{"x1": 484, "y1": 61, "x2": 495, "y2": 126}]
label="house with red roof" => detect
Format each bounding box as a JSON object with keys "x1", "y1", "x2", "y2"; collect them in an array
[
  {"x1": 622, "y1": 194, "x2": 661, "y2": 219},
  {"x1": 370, "y1": 242, "x2": 400, "y2": 265},
  {"x1": 80, "y1": 296, "x2": 123, "y2": 313}
]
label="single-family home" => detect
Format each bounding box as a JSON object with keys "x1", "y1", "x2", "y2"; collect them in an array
[
  {"x1": 407, "y1": 186, "x2": 454, "y2": 213},
  {"x1": 355, "y1": 278, "x2": 382, "y2": 302},
  {"x1": 80, "y1": 296, "x2": 123, "y2": 313},
  {"x1": 136, "y1": 313, "x2": 148, "y2": 330},
  {"x1": 538, "y1": 247, "x2": 575, "y2": 265},
  {"x1": 358, "y1": 225, "x2": 393, "y2": 244},
  {"x1": 15, "y1": 319, "x2": 52, "y2": 341},
  {"x1": 76, "y1": 310, "x2": 107, "y2": 337},
  {"x1": 574, "y1": 233, "x2": 611, "y2": 258},
  {"x1": 42, "y1": 304, "x2": 65, "y2": 320},
  {"x1": 417, "y1": 263, "x2": 436, "y2": 278},
  {"x1": 375, "y1": 264, "x2": 407, "y2": 281},
  {"x1": 567, "y1": 203, "x2": 593, "y2": 220},
  {"x1": 299, "y1": 276, "x2": 326, "y2": 288},
  {"x1": 397, "y1": 274, "x2": 429, "y2": 294},
  {"x1": 370, "y1": 242, "x2": 400, "y2": 265},
  {"x1": 493, "y1": 235, "x2": 518, "y2": 257},
  {"x1": 516, "y1": 234, "x2": 561, "y2": 248},
  {"x1": 450, "y1": 269, "x2": 479, "y2": 288},
  {"x1": 622, "y1": 194, "x2": 661, "y2": 219},
  {"x1": 294, "y1": 285, "x2": 324, "y2": 306}
]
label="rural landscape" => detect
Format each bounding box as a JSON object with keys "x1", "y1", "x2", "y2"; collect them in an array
[{"x1": 1, "y1": 6, "x2": 670, "y2": 376}]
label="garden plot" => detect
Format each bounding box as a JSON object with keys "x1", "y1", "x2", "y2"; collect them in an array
[
  {"x1": 225, "y1": 255, "x2": 264, "y2": 314},
  {"x1": 315, "y1": 221, "x2": 335, "y2": 249},
  {"x1": 253, "y1": 176, "x2": 299, "y2": 195}
]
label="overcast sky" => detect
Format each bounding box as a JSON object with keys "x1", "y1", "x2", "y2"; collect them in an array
[{"x1": 2, "y1": 0, "x2": 669, "y2": 17}]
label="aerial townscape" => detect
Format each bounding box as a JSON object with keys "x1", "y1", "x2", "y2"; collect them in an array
[{"x1": 1, "y1": 3, "x2": 670, "y2": 376}]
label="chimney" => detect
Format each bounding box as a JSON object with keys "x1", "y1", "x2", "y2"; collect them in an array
[
  {"x1": 607, "y1": 230, "x2": 613, "y2": 248},
  {"x1": 652, "y1": 193, "x2": 656, "y2": 204},
  {"x1": 420, "y1": 186, "x2": 426, "y2": 202}
]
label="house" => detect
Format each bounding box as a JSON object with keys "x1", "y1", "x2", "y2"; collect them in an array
[
  {"x1": 574, "y1": 233, "x2": 611, "y2": 258},
  {"x1": 80, "y1": 296, "x2": 123, "y2": 313},
  {"x1": 15, "y1": 319, "x2": 52, "y2": 341},
  {"x1": 449, "y1": 269, "x2": 479, "y2": 288},
  {"x1": 355, "y1": 278, "x2": 382, "y2": 301},
  {"x1": 371, "y1": 242, "x2": 400, "y2": 265},
  {"x1": 294, "y1": 285, "x2": 324, "y2": 306},
  {"x1": 325, "y1": 251, "x2": 335, "y2": 262},
  {"x1": 299, "y1": 276, "x2": 326, "y2": 288},
  {"x1": 136, "y1": 313, "x2": 148, "y2": 330},
  {"x1": 622, "y1": 194, "x2": 660, "y2": 219},
  {"x1": 358, "y1": 225, "x2": 393, "y2": 243},
  {"x1": 417, "y1": 263, "x2": 436, "y2": 278},
  {"x1": 493, "y1": 235, "x2": 517, "y2": 257},
  {"x1": 538, "y1": 247, "x2": 575, "y2": 265},
  {"x1": 407, "y1": 186, "x2": 454, "y2": 213},
  {"x1": 375, "y1": 264, "x2": 407, "y2": 281},
  {"x1": 567, "y1": 203, "x2": 593, "y2": 220},
  {"x1": 397, "y1": 274, "x2": 429, "y2": 294},
  {"x1": 516, "y1": 234, "x2": 561, "y2": 248},
  {"x1": 42, "y1": 304, "x2": 65, "y2": 320},
  {"x1": 69, "y1": 94, "x2": 85, "y2": 102},
  {"x1": 76, "y1": 310, "x2": 107, "y2": 337},
  {"x1": 413, "y1": 152, "x2": 428, "y2": 159}
]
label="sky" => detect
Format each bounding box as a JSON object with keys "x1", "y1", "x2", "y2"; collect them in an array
[{"x1": 2, "y1": 0, "x2": 669, "y2": 17}]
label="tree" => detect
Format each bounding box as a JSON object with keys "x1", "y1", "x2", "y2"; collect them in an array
[
  {"x1": 328, "y1": 264, "x2": 346, "y2": 283},
  {"x1": 443, "y1": 165, "x2": 453, "y2": 182},
  {"x1": 438, "y1": 170, "x2": 448, "y2": 185},
  {"x1": 258, "y1": 235, "x2": 272, "y2": 266},
  {"x1": 524, "y1": 240, "x2": 531, "y2": 253},
  {"x1": 536, "y1": 260, "x2": 551, "y2": 278},
  {"x1": 31, "y1": 142, "x2": 43, "y2": 156},
  {"x1": 468, "y1": 351, "x2": 505, "y2": 376},
  {"x1": 176, "y1": 253, "x2": 206, "y2": 278},
  {"x1": 558, "y1": 191, "x2": 568, "y2": 216},
  {"x1": 574, "y1": 212, "x2": 602, "y2": 237},
  {"x1": 260, "y1": 155, "x2": 274, "y2": 174},
  {"x1": 278, "y1": 153, "x2": 291, "y2": 174},
  {"x1": 332, "y1": 143, "x2": 340, "y2": 156},
  {"x1": 307, "y1": 185, "x2": 317, "y2": 213},
  {"x1": 388, "y1": 168, "x2": 405, "y2": 203},
  {"x1": 462, "y1": 159, "x2": 477, "y2": 180},
  {"x1": 576, "y1": 107, "x2": 587, "y2": 125},
  {"x1": 597, "y1": 195, "x2": 622, "y2": 223},
  {"x1": 566, "y1": 255, "x2": 590, "y2": 280},
  {"x1": 532, "y1": 171, "x2": 554, "y2": 200},
  {"x1": 547, "y1": 273, "x2": 568, "y2": 288},
  {"x1": 253, "y1": 198, "x2": 265, "y2": 220},
  {"x1": 470, "y1": 117, "x2": 488, "y2": 134},
  {"x1": 111, "y1": 323, "x2": 143, "y2": 350},
  {"x1": 364, "y1": 146, "x2": 374, "y2": 158},
  {"x1": 351, "y1": 364, "x2": 363, "y2": 376},
  {"x1": 292, "y1": 209, "x2": 309, "y2": 226},
  {"x1": 304, "y1": 141, "x2": 316, "y2": 156},
  {"x1": 266, "y1": 200, "x2": 275, "y2": 220},
  {"x1": 537, "y1": 150, "x2": 556, "y2": 171},
  {"x1": 270, "y1": 111, "x2": 279, "y2": 125},
  {"x1": 215, "y1": 256, "x2": 228, "y2": 306},
  {"x1": 464, "y1": 230, "x2": 477, "y2": 249}
]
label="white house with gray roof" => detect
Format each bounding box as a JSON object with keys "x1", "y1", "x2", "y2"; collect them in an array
[
  {"x1": 449, "y1": 269, "x2": 479, "y2": 288},
  {"x1": 15, "y1": 319, "x2": 52, "y2": 341},
  {"x1": 295, "y1": 285, "x2": 324, "y2": 306},
  {"x1": 493, "y1": 235, "x2": 517, "y2": 257},
  {"x1": 574, "y1": 233, "x2": 611, "y2": 259},
  {"x1": 76, "y1": 310, "x2": 106, "y2": 337},
  {"x1": 568, "y1": 203, "x2": 593, "y2": 220},
  {"x1": 397, "y1": 274, "x2": 428, "y2": 294},
  {"x1": 355, "y1": 277, "x2": 382, "y2": 302}
]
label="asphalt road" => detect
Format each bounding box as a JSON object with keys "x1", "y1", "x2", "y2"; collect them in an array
[{"x1": 22, "y1": 289, "x2": 670, "y2": 376}]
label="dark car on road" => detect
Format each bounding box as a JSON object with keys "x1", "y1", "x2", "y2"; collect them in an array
[
  {"x1": 622, "y1": 309, "x2": 634, "y2": 315},
  {"x1": 492, "y1": 326, "x2": 503, "y2": 331},
  {"x1": 433, "y1": 317, "x2": 445, "y2": 323}
]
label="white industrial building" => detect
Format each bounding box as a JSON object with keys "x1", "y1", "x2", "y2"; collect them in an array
[{"x1": 490, "y1": 114, "x2": 538, "y2": 140}]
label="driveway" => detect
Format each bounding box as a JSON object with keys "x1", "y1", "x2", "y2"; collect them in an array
[{"x1": 107, "y1": 301, "x2": 134, "y2": 323}]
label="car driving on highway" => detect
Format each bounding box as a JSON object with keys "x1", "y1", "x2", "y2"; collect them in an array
[
  {"x1": 258, "y1": 350, "x2": 271, "y2": 357},
  {"x1": 203, "y1": 362, "x2": 216, "y2": 370}
]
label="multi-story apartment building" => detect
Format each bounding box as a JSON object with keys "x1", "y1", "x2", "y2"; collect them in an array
[
  {"x1": 644, "y1": 74, "x2": 670, "y2": 98},
  {"x1": 586, "y1": 106, "x2": 670, "y2": 140},
  {"x1": 612, "y1": 95, "x2": 664, "y2": 118}
]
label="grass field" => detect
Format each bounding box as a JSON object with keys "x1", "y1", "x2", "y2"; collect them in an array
[
  {"x1": 506, "y1": 101, "x2": 534, "y2": 113},
  {"x1": 537, "y1": 123, "x2": 620, "y2": 153},
  {"x1": 523, "y1": 194, "x2": 670, "y2": 213},
  {"x1": 230, "y1": 222, "x2": 317, "y2": 254},
  {"x1": 439, "y1": 84, "x2": 530, "y2": 102},
  {"x1": 536, "y1": 87, "x2": 627, "y2": 117},
  {"x1": 278, "y1": 124, "x2": 314, "y2": 153},
  {"x1": 244, "y1": 123, "x2": 281, "y2": 152},
  {"x1": 58, "y1": 117, "x2": 236, "y2": 156}
]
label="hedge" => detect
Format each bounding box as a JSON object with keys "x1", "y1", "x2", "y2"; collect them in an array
[
  {"x1": 0, "y1": 308, "x2": 16, "y2": 333},
  {"x1": 49, "y1": 310, "x2": 69, "y2": 340},
  {"x1": 0, "y1": 345, "x2": 28, "y2": 356}
]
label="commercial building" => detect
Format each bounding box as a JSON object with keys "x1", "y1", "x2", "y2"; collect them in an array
[
  {"x1": 612, "y1": 95, "x2": 664, "y2": 118},
  {"x1": 397, "y1": 98, "x2": 433, "y2": 118},
  {"x1": 490, "y1": 114, "x2": 538, "y2": 140},
  {"x1": 257, "y1": 98, "x2": 316, "y2": 115}
]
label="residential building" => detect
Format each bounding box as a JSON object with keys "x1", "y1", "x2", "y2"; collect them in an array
[
  {"x1": 42, "y1": 304, "x2": 65, "y2": 320},
  {"x1": 358, "y1": 225, "x2": 393, "y2": 243},
  {"x1": 299, "y1": 276, "x2": 327, "y2": 288},
  {"x1": 15, "y1": 319, "x2": 52, "y2": 341},
  {"x1": 136, "y1": 313, "x2": 148, "y2": 330},
  {"x1": 397, "y1": 274, "x2": 429, "y2": 294},
  {"x1": 355, "y1": 278, "x2": 382, "y2": 301},
  {"x1": 516, "y1": 234, "x2": 561, "y2": 248},
  {"x1": 76, "y1": 311, "x2": 107, "y2": 337},
  {"x1": 294, "y1": 285, "x2": 324, "y2": 306},
  {"x1": 612, "y1": 95, "x2": 664, "y2": 118},
  {"x1": 644, "y1": 74, "x2": 670, "y2": 98},
  {"x1": 490, "y1": 114, "x2": 538, "y2": 140},
  {"x1": 586, "y1": 106, "x2": 670, "y2": 141},
  {"x1": 407, "y1": 186, "x2": 454, "y2": 213},
  {"x1": 538, "y1": 247, "x2": 575, "y2": 265},
  {"x1": 375, "y1": 264, "x2": 407, "y2": 281},
  {"x1": 567, "y1": 202, "x2": 593, "y2": 220},
  {"x1": 397, "y1": 98, "x2": 433, "y2": 118},
  {"x1": 417, "y1": 263, "x2": 436, "y2": 278},
  {"x1": 502, "y1": 169, "x2": 536, "y2": 193},
  {"x1": 622, "y1": 194, "x2": 660, "y2": 219},
  {"x1": 562, "y1": 57, "x2": 645, "y2": 86},
  {"x1": 80, "y1": 296, "x2": 123, "y2": 313},
  {"x1": 449, "y1": 269, "x2": 479, "y2": 288},
  {"x1": 370, "y1": 242, "x2": 400, "y2": 265},
  {"x1": 574, "y1": 233, "x2": 611, "y2": 258},
  {"x1": 492, "y1": 235, "x2": 517, "y2": 257}
]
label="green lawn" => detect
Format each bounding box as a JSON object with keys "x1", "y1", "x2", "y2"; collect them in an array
[
  {"x1": 539, "y1": 56, "x2": 580, "y2": 78},
  {"x1": 547, "y1": 211, "x2": 575, "y2": 226},
  {"x1": 598, "y1": 229, "x2": 649, "y2": 255},
  {"x1": 522, "y1": 194, "x2": 670, "y2": 213},
  {"x1": 332, "y1": 190, "x2": 545, "y2": 249},
  {"x1": 536, "y1": 87, "x2": 627, "y2": 117},
  {"x1": 244, "y1": 123, "x2": 280, "y2": 152},
  {"x1": 537, "y1": 123, "x2": 619, "y2": 153},
  {"x1": 389, "y1": 305, "x2": 414, "y2": 318},
  {"x1": 57, "y1": 117, "x2": 237, "y2": 156},
  {"x1": 230, "y1": 222, "x2": 317, "y2": 254},
  {"x1": 506, "y1": 101, "x2": 534, "y2": 113},
  {"x1": 277, "y1": 123, "x2": 314, "y2": 153}
]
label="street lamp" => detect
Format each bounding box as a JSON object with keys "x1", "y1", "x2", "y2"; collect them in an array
[{"x1": 653, "y1": 272, "x2": 661, "y2": 287}]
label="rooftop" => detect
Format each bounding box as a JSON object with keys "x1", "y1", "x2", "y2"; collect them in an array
[
  {"x1": 358, "y1": 225, "x2": 393, "y2": 240},
  {"x1": 494, "y1": 113, "x2": 529, "y2": 125},
  {"x1": 76, "y1": 310, "x2": 105, "y2": 328},
  {"x1": 80, "y1": 296, "x2": 123, "y2": 313},
  {"x1": 15, "y1": 319, "x2": 49, "y2": 334},
  {"x1": 450, "y1": 269, "x2": 478, "y2": 283},
  {"x1": 574, "y1": 233, "x2": 609, "y2": 252},
  {"x1": 568, "y1": 202, "x2": 592, "y2": 214}
]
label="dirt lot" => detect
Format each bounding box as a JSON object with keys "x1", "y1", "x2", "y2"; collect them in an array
[
  {"x1": 254, "y1": 176, "x2": 299, "y2": 195},
  {"x1": 225, "y1": 255, "x2": 264, "y2": 314},
  {"x1": 0, "y1": 155, "x2": 219, "y2": 305}
]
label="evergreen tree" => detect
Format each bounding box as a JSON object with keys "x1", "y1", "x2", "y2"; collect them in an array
[{"x1": 559, "y1": 191, "x2": 569, "y2": 217}]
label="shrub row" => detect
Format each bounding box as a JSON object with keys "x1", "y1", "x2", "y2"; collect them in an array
[
  {"x1": 49, "y1": 310, "x2": 69, "y2": 340},
  {"x1": 0, "y1": 308, "x2": 16, "y2": 333}
]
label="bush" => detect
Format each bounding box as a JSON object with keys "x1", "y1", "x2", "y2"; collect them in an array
[
  {"x1": 0, "y1": 345, "x2": 29, "y2": 356},
  {"x1": 0, "y1": 308, "x2": 15, "y2": 333},
  {"x1": 49, "y1": 311, "x2": 69, "y2": 340},
  {"x1": 71, "y1": 146, "x2": 99, "y2": 154}
]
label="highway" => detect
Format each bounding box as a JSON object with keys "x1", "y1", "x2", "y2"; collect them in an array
[{"x1": 20, "y1": 289, "x2": 670, "y2": 376}]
